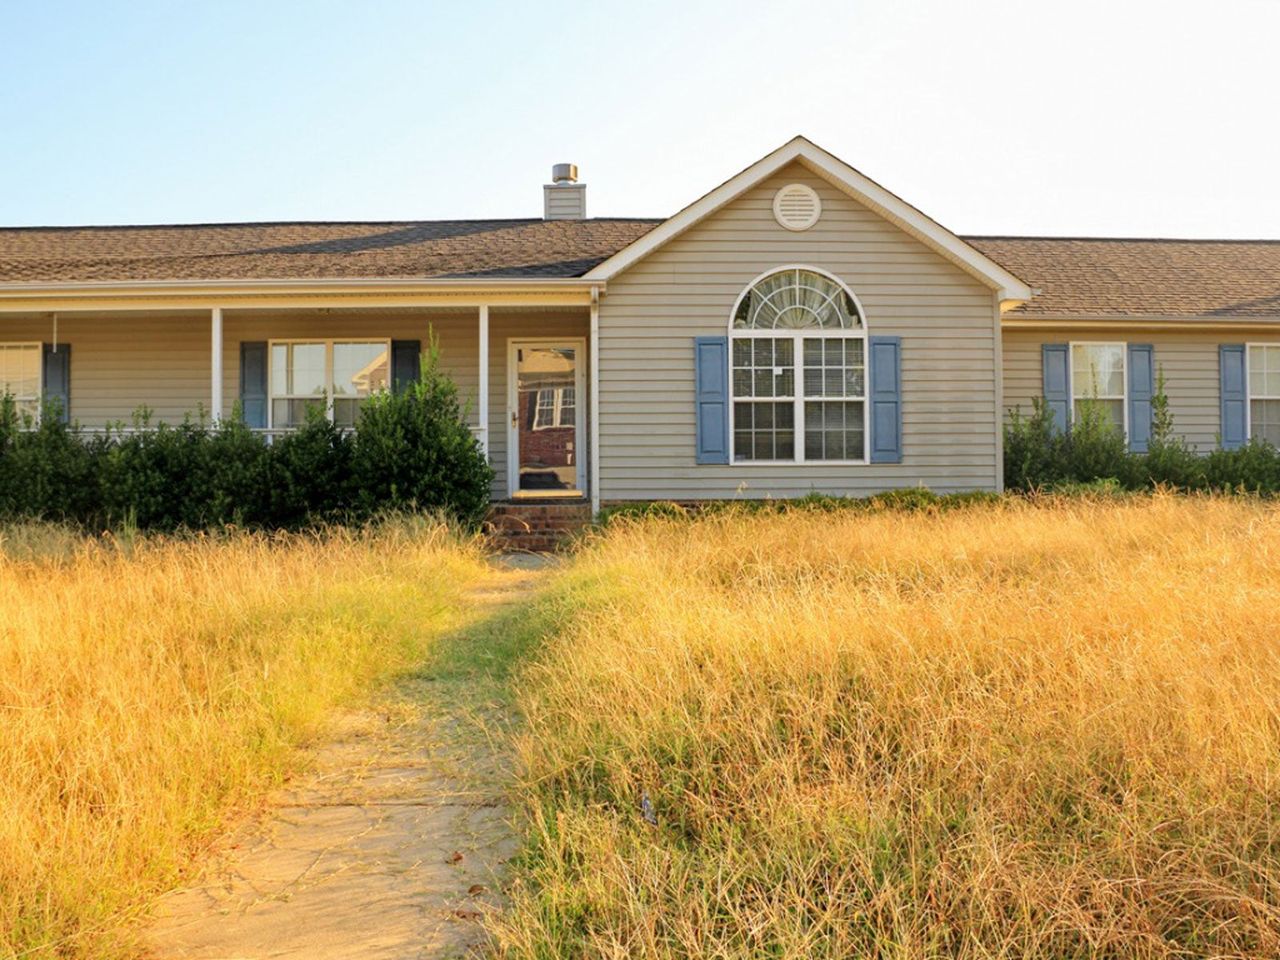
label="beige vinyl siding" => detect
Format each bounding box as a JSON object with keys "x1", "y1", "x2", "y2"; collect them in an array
[
  {"x1": 1003, "y1": 328, "x2": 1280, "y2": 451},
  {"x1": 596, "y1": 162, "x2": 1001, "y2": 499},
  {"x1": 0, "y1": 314, "x2": 209, "y2": 424}
]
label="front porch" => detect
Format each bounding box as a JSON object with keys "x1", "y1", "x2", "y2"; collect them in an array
[{"x1": 0, "y1": 287, "x2": 601, "y2": 507}]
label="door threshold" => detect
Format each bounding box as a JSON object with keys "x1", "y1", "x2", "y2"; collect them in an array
[{"x1": 511, "y1": 490, "x2": 586, "y2": 500}]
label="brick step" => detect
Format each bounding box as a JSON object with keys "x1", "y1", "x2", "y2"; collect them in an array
[{"x1": 486, "y1": 500, "x2": 593, "y2": 553}]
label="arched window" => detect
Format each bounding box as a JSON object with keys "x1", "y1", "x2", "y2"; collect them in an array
[{"x1": 729, "y1": 267, "x2": 867, "y2": 462}]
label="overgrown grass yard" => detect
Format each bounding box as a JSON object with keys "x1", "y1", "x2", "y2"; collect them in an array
[
  {"x1": 498, "y1": 497, "x2": 1280, "y2": 959},
  {"x1": 0, "y1": 520, "x2": 490, "y2": 959}
]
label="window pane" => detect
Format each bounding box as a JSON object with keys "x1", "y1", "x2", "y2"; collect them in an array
[
  {"x1": 1251, "y1": 399, "x2": 1280, "y2": 445},
  {"x1": 802, "y1": 337, "x2": 865, "y2": 400},
  {"x1": 804, "y1": 400, "x2": 865, "y2": 460},
  {"x1": 1073, "y1": 398, "x2": 1124, "y2": 433},
  {"x1": 272, "y1": 397, "x2": 324, "y2": 428},
  {"x1": 1250, "y1": 346, "x2": 1280, "y2": 398},
  {"x1": 332, "y1": 342, "x2": 389, "y2": 398},
  {"x1": 333, "y1": 398, "x2": 363, "y2": 428},
  {"x1": 0, "y1": 344, "x2": 41, "y2": 400},
  {"x1": 1071, "y1": 344, "x2": 1124, "y2": 399},
  {"x1": 734, "y1": 401, "x2": 794, "y2": 461},
  {"x1": 733, "y1": 269, "x2": 862, "y2": 330},
  {"x1": 273, "y1": 342, "x2": 325, "y2": 398}
]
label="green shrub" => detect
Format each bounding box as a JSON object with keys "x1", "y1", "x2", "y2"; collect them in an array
[
  {"x1": 0, "y1": 349, "x2": 490, "y2": 531},
  {"x1": 349, "y1": 344, "x2": 493, "y2": 526},
  {"x1": 1004, "y1": 398, "x2": 1065, "y2": 490},
  {"x1": 0, "y1": 397, "x2": 97, "y2": 522},
  {"x1": 265, "y1": 408, "x2": 354, "y2": 527}
]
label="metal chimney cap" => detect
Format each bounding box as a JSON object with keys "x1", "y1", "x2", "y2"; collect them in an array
[{"x1": 551, "y1": 163, "x2": 578, "y2": 184}]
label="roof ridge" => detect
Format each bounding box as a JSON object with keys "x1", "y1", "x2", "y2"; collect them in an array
[{"x1": 0, "y1": 216, "x2": 665, "y2": 233}]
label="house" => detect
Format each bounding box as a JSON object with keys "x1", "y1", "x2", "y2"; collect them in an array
[{"x1": 1, "y1": 136, "x2": 1277, "y2": 515}]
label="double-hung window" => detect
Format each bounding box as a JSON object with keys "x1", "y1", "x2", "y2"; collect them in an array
[
  {"x1": 533, "y1": 385, "x2": 575, "y2": 430},
  {"x1": 730, "y1": 268, "x2": 866, "y2": 462},
  {"x1": 1248, "y1": 345, "x2": 1280, "y2": 445},
  {"x1": 1070, "y1": 342, "x2": 1126, "y2": 434},
  {"x1": 0, "y1": 343, "x2": 42, "y2": 422},
  {"x1": 269, "y1": 339, "x2": 390, "y2": 428}
]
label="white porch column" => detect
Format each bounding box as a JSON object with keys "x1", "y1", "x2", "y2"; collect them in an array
[
  {"x1": 210, "y1": 307, "x2": 223, "y2": 424},
  {"x1": 589, "y1": 288, "x2": 600, "y2": 515},
  {"x1": 477, "y1": 305, "x2": 489, "y2": 456}
]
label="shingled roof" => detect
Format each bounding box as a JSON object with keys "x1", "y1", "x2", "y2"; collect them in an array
[
  {"x1": 0, "y1": 218, "x2": 661, "y2": 283},
  {"x1": 1, "y1": 218, "x2": 1277, "y2": 321},
  {"x1": 967, "y1": 236, "x2": 1280, "y2": 318}
]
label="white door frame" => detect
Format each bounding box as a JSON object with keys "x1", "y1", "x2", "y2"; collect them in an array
[{"x1": 506, "y1": 337, "x2": 588, "y2": 497}]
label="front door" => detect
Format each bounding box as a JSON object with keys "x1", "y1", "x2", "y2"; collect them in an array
[{"x1": 508, "y1": 340, "x2": 585, "y2": 495}]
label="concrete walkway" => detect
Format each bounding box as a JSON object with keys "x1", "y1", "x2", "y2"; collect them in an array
[{"x1": 145, "y1": 561, "x2": 547, "y2": 960}]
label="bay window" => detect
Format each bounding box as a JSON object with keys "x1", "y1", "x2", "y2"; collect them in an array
[
  {"x1": 269, "y1": 339, "x2": 389, "y2": 428},
  {"x1": 730, "y1": 268, "x2": 866, "y2": 462}
]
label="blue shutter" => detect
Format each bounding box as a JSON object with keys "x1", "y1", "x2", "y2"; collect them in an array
[
  {"x1": 240, "y1": 342, "x2": 267, "y2": 428},
  {"x1": 42, "y1": 343, "x2": 70, "y2": 424},
  {"x1": 869, "y1": 336, "x2": 901, "y2": 463},
  {"x1": 1127, "y1": 343, "x2": 1154, "y2": 452},
  {"x1": 1220, "y1": 344, "x2": 1247, "y2": 450},
  {"x1": 694, "y1": 336, "x2": 729, "y2": 464},
  {"x1": 391, "y1": 340, "x2": 421, "y2": 394},
  {"x1": 1042, "y1": 343, "x2": 1070, "y2": 432}
]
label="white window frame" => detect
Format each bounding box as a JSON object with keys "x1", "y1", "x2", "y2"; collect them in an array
[
  {"x1": 1068, "y1": 340, "x2": 1128, "y2": 439},
  {"x1": 727, "y1": 265, "x2": 869, "y2": 465},
  {"x1": 267, "y1": 338, "x2": 391, "y2": 428},
  {"x1": 1245, "y1": 343, "x2": 1280, "y2": 442},
  {"x1": 0, "y1": 342, "x2": 44, "y2": 425},
  {"x1": 532, "y1": 385, "x2": 575, "y2": 430}
]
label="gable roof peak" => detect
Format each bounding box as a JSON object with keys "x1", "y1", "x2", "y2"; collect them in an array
[{"x1": 584, "y1": 135, "x2": 1035, "y2": 304}]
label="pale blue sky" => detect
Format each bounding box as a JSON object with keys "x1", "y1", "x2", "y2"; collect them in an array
[{"x1": 2, "y1": 0, "x2": 1278, "y2": 237}]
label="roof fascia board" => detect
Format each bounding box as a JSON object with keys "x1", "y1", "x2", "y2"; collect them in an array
[
  {"x1": 0, "y1": 277, "x2": 600, "y2": 312},
  {"x1": 583, "y1": 136, "x2": 1035, "y2": 303}
]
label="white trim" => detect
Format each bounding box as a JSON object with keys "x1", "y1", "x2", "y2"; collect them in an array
[
  {"x1": 477, "y1": 305, "x2": 490, "y2": 457},
  {"x1": 266, "y1": 337, "x2": 391, "y2": 429},
  {"x1": 589, "y1": 292, "x2": 600, "y2": 514},
  {"x1": 506, "y1": 337, "x2": 588, "y2": 497},
  {"x1": 582, "y1": 135, "x2": 1035, "y2": 304},
  {"x1": 0, "y1": 341, "x2": 43, "y2": 423},
  {"x1": 210, "y1": 307, "x2": 223, "y2": 424},
  {"x1": 1067, "y1": 340, "x2": 1128, "y2": 439}
]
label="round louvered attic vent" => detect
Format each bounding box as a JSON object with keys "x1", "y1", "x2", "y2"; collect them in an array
[{"x1": 772, "y1": 183, "x2": 821, "y2": 231}]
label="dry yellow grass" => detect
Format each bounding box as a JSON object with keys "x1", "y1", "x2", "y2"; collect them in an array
[
  {"x1": 498, "y1": 496, "x2": 1280, "y2": 959},
  {"x1": 0, "y1": 519, "x2": 490, "y2": 960}
]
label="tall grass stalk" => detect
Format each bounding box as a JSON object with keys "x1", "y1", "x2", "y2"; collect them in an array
[
  {"x1": 0, "y1": 519, "x2": 489, "y2": 959},
  {"x1": 499, "y1": 496, "x2": 1280, "y2": 958}
]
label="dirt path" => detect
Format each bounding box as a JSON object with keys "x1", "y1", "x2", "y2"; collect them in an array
[{"x1": 145, "y1": 559, "x2": 549, "y2": 960}]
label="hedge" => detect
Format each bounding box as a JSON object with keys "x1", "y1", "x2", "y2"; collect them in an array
[
  {"x1": 0, "y1": 350, "x2": 492, "y2": 531},
  {"x1": 1004, "y1": 370, "x2": 1280, "y2": 494}
]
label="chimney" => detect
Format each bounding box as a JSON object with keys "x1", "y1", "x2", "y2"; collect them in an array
[{"x1": 543, "y1": 163, "x2": 586, "y2": 220}]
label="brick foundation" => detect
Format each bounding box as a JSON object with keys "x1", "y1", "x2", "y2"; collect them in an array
[{"x1": 485, "y1": 500, "x2": 593, "y2": 552}]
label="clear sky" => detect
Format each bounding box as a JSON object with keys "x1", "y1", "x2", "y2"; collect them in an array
[{"x1": 2, "y1": 0, "x2": 1277, "y2": 237}]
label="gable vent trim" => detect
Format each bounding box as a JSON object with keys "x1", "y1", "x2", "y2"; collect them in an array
[{"x1": 773, "y1": 183, "x2": 821, "y2": 231}]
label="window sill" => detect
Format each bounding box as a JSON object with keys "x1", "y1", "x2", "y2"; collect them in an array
[{"x1": 730, "y1": 459, "x2": 871, "y2": 467}]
